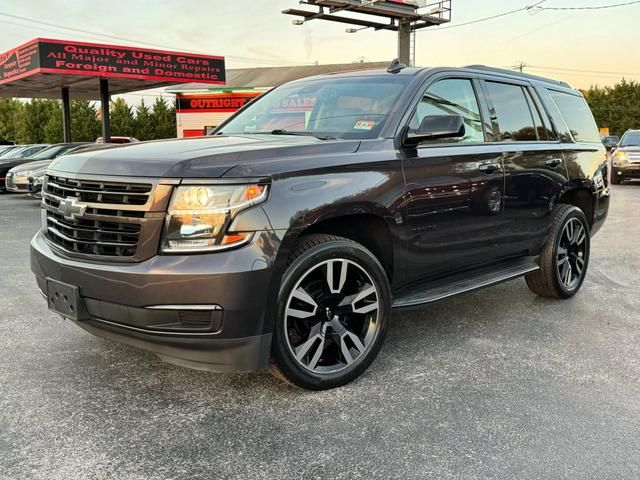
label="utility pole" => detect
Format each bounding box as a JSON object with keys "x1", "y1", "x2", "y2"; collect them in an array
[
  {"x1": 514, "y1": 61, "x2": 527, "y2": 73},
  {"x1": 398, "y1": 21, "x2": 412, "y2": 66}
]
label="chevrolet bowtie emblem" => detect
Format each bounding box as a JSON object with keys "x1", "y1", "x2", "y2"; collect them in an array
[{"x1": 58, "y1": 197, "x2": 87, "y2": 221}]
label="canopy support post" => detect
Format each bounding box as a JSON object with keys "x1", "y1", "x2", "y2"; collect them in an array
[
  {"x1": 100, "y1": 78, "x2": 111, "y2": 143},
  {"x1": 61, "y1": 87, "x2": 72, "y2": 143}
]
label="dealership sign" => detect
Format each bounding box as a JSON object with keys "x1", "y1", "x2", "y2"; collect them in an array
[
  {"x1": 177, "y1": 93, "x2": 262, "y2": 113},
  {"x1": 0, "y1": 38, "x2": 226, "y2": 85}
]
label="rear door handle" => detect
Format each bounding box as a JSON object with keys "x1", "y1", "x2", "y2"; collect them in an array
[
  {"x1": 546, "y1": 158, "x2": 563, "y2": 168},
  {"x1": 479, "y1": 164, "x2": 500, "y2": 174}
]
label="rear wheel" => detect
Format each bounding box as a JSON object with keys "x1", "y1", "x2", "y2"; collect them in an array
[
  {"x1": 526, "y1": 205, "x2": 590, "y2": 299},
  {"x1": 271, "y1": 234, "x2": 391, "y2": 390}
]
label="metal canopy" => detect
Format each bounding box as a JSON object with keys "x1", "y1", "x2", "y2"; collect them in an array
[
  {"x1": 0, "y1": 38, "x2": 226, "y2": 100},
  {"x1": 0, "y1": 75, "x2": 178, "y2": 100},
  {"x1": 0, "y1": 38, "x2": 226, "y2": 142}
]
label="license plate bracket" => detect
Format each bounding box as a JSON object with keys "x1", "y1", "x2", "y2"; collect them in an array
[{"x1": 46, "y1": 279, "x2": 88, "y2": 321}]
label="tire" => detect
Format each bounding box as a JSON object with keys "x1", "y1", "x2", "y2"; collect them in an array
[
  {"x1": 525, "y1": 205, "x2": 590, "y2": 299},
  {"x1": 270, "y1": 234, "x2": 391, "y2": 390},
  {"x1": 611, "y1": 175, "x2": 621, "y2": 185}
]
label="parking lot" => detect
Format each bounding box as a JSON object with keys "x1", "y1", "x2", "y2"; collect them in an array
[{"x1": 1, "y1": 186, "x2": 639, "y2": 480}]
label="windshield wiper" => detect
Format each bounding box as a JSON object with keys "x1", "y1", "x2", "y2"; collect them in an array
[{"x1": 253, "y1": 129, "x2": 337, "y2": 141}]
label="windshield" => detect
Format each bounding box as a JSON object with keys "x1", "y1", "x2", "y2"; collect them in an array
[
  {"x1": 217, "y1": 75, "x2": 410, "y2": 140},
  {"x1": 0, "y1": 146, "x2": 30, "y2": 159},
  {"x1": 620, "y1": 132, "x2": 640, "y2": 147},
  {"x1": 0, "y1": 147, "x2": 17, "y2": 158},
  {"x1": 30, "y1": 144, "x2": 76, "y2": 160},
  {"x1": 0, "y1": 145, "x2": 47, "y2": 159}
]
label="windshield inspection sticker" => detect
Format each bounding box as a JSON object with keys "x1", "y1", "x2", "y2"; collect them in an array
[{"x1": 354, "y1": 120, "x2": 375, "y2": 130}]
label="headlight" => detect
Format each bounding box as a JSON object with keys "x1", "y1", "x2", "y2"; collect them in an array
[
  {"x1": 161, "y1": 184, "x2": 268, "y2": 253},
  {"x1": 612, "y1": 151, "x2": 629, "y2": 166}
]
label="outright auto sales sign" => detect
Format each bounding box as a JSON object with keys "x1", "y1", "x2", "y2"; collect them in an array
[
  {"x1": 177, "y1": 93, "x2": 262, "y2": 113},
  {"x1": 0, "y1": 38, "x2": 226, "y2": 85}
]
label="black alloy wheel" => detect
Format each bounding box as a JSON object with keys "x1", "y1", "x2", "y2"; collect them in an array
[
  {"x1": 271, "y1": 234, "x2": 391, "y2": 390},
  {"x1": 526, "y1": 205, "x2": 590, "y2": 299}
]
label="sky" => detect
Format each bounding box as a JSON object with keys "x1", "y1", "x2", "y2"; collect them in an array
[{"x1": 0, "y1": 0, "x2": 639, "y2": 103}]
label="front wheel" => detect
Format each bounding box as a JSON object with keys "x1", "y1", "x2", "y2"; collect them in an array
[
  {"x1": 271, "y1": 234, "x2": 391, "y2": 390},
  {"x1": 526, "y1": 205, "x2": 590, "y2": 299}
]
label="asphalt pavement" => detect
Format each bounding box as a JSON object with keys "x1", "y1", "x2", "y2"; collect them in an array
[{"x1": 1, "y1": 186, "x2": 639, "y2": 480}]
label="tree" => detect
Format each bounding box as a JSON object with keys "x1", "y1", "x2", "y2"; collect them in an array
[
  {"x1": 150, "y1": 97, "x2": 176, "y2": 139},
  {"x1": 71, "y1": 100, "x2": 101, "y2": 142},
  {"x1": 0, "y1": 98, "x2": 24, "y2": 143},
  {"x1": 584, "y1": 79, "x2": 640, "y2": 136},
  {"x1": 110, "y1": 97, "x2": 135, "y2": 137},
  {"x1": 15, "y1": 99, "x2": 59, "y2": 143},
  {"x1": 134, "y1": 99, "x2": 155, "y2": 140},
  {"x1": 43, "y1": 101, "x2": 64, "y2": 144}
]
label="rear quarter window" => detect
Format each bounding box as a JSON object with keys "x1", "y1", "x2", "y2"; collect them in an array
[{"x1": 548, "y1": 90, "x2": 601, "y2": 143}]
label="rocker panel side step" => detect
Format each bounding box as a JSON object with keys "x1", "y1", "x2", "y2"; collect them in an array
[{"x1": 392, "y1": 257, "x2": 540, "y2": 309}]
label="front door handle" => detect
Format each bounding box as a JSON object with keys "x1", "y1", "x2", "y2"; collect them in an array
[
  {"x1": 546, "y1": 158, "x2": 563, "y2": 168},
  {"x1": 479, "y1": 164, "x2": 500, "y2": 174}
]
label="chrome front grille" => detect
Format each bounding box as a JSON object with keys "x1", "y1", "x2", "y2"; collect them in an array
[
  {"x1": 628, "y1": 151, "x2": 640, "y2": 163},
  {"x1": 44, "y1": 198, "x2": 141, "y2": 257},
  {"x1": 42, "y1": 173, "x2": 174, "y2": 262},
  {"x1": 46, "y1": 175, "x2": 153, "y2": 205}
]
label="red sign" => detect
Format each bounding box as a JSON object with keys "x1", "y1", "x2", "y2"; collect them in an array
[
  {"x1": 0, "y1": 39, "x2": 40, "y2": 84},
  {"x1": 177, "y1": 93, "x2": 261, "y2": 113},
  {"x1": 0, "y1": 38, "x2": 225, "y2": 85}
]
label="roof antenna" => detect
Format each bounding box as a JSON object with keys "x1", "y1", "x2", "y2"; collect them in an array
[{"x1": 387, "y1": 58, "x2": 407, "y2": 74}]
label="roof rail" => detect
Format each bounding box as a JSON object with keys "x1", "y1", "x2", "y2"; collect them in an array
[{"x1": 464, "y1": 65, "x2": 571, "y2": 88}]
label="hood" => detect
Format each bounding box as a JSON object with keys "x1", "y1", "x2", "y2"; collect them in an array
[
  {"x1": 10, "y1": 159, "x2": 52, "y2": 174},
  {"x1": 48, "y1": 135, "x2": 361, "y2": 179}
]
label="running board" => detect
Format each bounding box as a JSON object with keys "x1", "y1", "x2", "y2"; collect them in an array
[{"x1": 392, "y1": 257, "x2": 540, "y2": 309}]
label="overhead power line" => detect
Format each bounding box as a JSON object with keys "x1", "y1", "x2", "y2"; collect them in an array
[
  {"x1": 420, "y1": 0, "x2": 548, "y2": 32},
  {"x1": 0, "y1": 12, "x2": 314, "y2": 66},
  {"x1": 532, "y1": 0, "x2": 640, "y2": 11},
  {"x1": 527, "y1": 65, "x2": 640, "y2": 76},
  {"x1": 422, "y1": 0, "x2": 640, "y2": 31}
]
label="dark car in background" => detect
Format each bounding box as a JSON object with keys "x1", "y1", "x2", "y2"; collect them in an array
[
  {"x1": 5, "y1": 143, "x2": 90, "y2": 193},
  {"x1": 602, "y1": 135, "x2": 619, "y2": 151},
  {"x1": 611, "y1": 130, "x2": 640, "y2": 184},
  {"x1": 0, "y1": 145, "x2": 50, "y2": 190},
  {"x1": 31, "y1": 65, "x2": 608, "y2": 390}
]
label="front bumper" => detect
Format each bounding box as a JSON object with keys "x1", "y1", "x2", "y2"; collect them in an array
[
  {"x1": 613, "y1": 164, "x2": 640, "y2": 179},
  {"x1": 5, "y1": 172, "x2": 29, "y2": 192},
  {"x1": 30, "y1": 230, "x2": 282, "y2": 372}
]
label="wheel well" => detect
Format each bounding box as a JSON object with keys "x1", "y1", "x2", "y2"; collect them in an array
[
  {"x1": 559, "y1": 188, "x2": 595, "y2": 227},
  {"x1": 301, "y1": 215, "x2": 394, "y2": 281}
]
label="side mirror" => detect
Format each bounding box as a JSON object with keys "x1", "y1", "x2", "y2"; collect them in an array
[{"x1": 404, "y1": 115, "x2": 465, "y2": 147}]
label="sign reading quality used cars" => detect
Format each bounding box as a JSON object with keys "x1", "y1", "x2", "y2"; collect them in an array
[{"x1": 0, "y1": 38, "x2": 226, "y2": 85}]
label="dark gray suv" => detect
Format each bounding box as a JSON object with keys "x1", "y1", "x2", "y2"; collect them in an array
[{"x1": 31, "y1": 64, "x2": 609, "y2": 389}]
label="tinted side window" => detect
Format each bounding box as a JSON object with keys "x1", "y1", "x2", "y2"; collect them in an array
[
  {"x1": 524, "y1": 89, "x2": 549, "y2": 141},
  {"x1": 485, "y1": 81, "x2": 538, "y2": 141},
  {"x1": 548, "y1": 90, "x2": 601, "y2": 143},
  {"x1": 409, "y1": 79, "x2": 485, "y2": 144}
]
